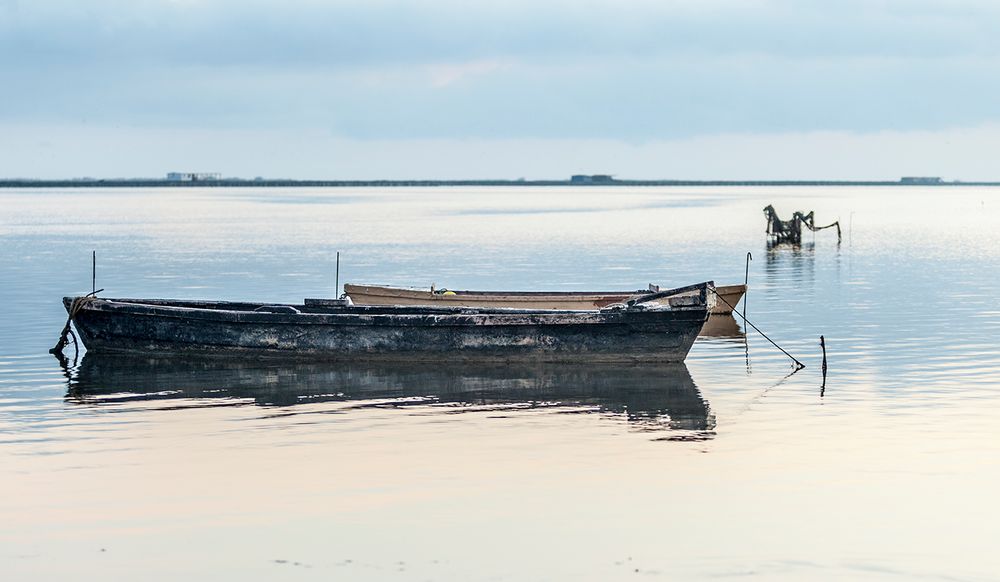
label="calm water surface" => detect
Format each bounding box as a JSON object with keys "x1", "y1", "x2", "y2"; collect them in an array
[{"x1": 1, "y1": 186, "x2": 999, "y2": 580}]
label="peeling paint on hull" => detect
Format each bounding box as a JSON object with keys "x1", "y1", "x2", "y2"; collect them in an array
[{"x1": 63, "y1": 292, "x2": 710, "y2": 363}]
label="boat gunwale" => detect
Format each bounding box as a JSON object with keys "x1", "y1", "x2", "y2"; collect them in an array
[{"x1": 65, "y1": 296, "x2": 709, "y2": 327}]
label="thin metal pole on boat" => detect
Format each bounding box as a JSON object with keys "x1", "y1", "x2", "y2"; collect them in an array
[
  {"x1": 742, "y1": 251, "x2": 752, "y2": 324},
  {"x1": 92, "y1": 250, "x2": 96, "y2": 295},
  {"x1": 335, "y1": 251, "x2": 340, "y2": 297}
]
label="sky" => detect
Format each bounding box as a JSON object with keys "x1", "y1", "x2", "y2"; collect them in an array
[{"x1": 2, "y1": 0, "x2": 1000, "y2": 180}]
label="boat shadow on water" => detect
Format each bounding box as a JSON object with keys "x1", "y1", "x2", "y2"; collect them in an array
[{"x1": 64, "y1": 354, "x2": 717, "y2": 441}]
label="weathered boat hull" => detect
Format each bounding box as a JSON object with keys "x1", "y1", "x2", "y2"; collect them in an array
[
  {"x1": 345, "y1": 283, "x2": 746, "y2": 315},
  {"x1": 63, "y1": 289, "x2": 710, "y2": 362}
]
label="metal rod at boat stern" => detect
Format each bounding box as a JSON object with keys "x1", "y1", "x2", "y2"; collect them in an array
[{"x1": 743, "y1": 251, "x2": 752, "y2": 324}]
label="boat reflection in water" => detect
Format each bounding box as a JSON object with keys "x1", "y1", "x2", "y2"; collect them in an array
[
  {"x1": 66, "y1": 354, "x2": 716, "y2": 440},
  {"x1": 699, "y1": 314, "x2": 745, "y2": 340}
]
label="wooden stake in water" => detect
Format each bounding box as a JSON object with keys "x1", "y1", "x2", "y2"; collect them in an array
[
  {"x1": 335, "y1": 251, "x2": 340, "y2": 297},
  {"x1": 92, "y1": 250, "x2": 96, "y2": 295},
  {"x1": 820, "y1": 335, "x2": 828, "y2": 397}
]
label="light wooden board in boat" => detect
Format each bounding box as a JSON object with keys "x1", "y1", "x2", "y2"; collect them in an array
[{"x1": 345, "y1": 283, "x2": 746, "y2": 315}]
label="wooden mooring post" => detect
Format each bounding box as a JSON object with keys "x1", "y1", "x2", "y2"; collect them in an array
[{"x1": 820, "y1": 335, "x2": 828, "y2": 397}]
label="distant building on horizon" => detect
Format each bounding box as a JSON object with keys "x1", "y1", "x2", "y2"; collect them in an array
[
  {"x1": 166, "y1": 172, "x2": 222, "y2": 182},
  {"x1": 900, "y1": 176, "x2": 943, "y2": 184},
  {"x1": 570, "y1": 174, "x2": 615, "y2": 184}
]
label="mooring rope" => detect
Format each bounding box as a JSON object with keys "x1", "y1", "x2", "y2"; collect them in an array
[
  {"x1": 711, "y1": 288, "x2": 805, "y2": 370},
  {"x1": 49, "y1": 292, "x2": 101, "y2": 357}
]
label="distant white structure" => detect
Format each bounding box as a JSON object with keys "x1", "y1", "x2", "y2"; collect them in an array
[{"x1": 166, "y1": 172, "x2": 222, "y2": 182}]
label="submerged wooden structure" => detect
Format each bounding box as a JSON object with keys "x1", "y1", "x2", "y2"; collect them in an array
[
  {"x1": 344, "y1": 283, "x2": 746, "y2": 315},
  {"x1": 61, "y1": 282, "x2": 714, "y2": 362},
  {"x1": 763, "y1": 204, "x2": 841, "y2": 243}
]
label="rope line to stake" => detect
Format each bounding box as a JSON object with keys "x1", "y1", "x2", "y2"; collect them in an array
[{"x1": 711, "y1": 288, "x2": 805, "y2": 370}]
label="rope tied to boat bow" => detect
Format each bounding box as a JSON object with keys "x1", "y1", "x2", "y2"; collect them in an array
[{"x1": 49, "y1": 292, "x2": 101, "y2": 358}]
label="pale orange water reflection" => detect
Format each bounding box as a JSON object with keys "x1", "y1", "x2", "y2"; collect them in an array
[{"x1": 2, "y1": 186, "x2": 1000, "y2": 580}]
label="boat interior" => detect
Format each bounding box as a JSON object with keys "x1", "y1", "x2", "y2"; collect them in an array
[
  {"x1": 82, "y1": 292, "x2": 709, "y2": 316},
  {"x1": 85, "y1": 297, "x2": 661, "y2": 316}
]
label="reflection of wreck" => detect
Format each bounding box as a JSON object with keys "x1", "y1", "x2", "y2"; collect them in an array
[
  {"x1": 66, "y1": 354, "x2": 716, "y2": 438},
  {"x1": 765, "y1": 240, "x2": 816, "y2": 287}
]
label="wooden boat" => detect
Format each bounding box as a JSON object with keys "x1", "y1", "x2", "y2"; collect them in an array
[
  {"x1": 344, "y1": 282, "x2": 746, "y2": 314},
  {"x1": 62, "y1": 282, "x2": 713, "y2": 363}
]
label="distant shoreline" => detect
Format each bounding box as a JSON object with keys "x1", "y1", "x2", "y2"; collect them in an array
[{"x1": 2, "y1": 179, "x2": 999, "y2": 188}]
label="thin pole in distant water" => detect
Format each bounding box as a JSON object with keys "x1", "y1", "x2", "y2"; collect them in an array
[
  {"x1": 335, "y1": 251, "x2": 340, "y2": 297},
  {"x1": 92, "y1": 250, "x2": 96, "y2": 295}
]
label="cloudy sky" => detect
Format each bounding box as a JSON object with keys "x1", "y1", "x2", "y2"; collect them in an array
[{"x1": 2, "y1": 0, "x2": 1000, "y2": 179}]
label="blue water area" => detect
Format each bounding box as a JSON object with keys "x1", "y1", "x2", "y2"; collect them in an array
[{"x1": 1, "y1": 186, "x2": 998, "y2": 580}]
